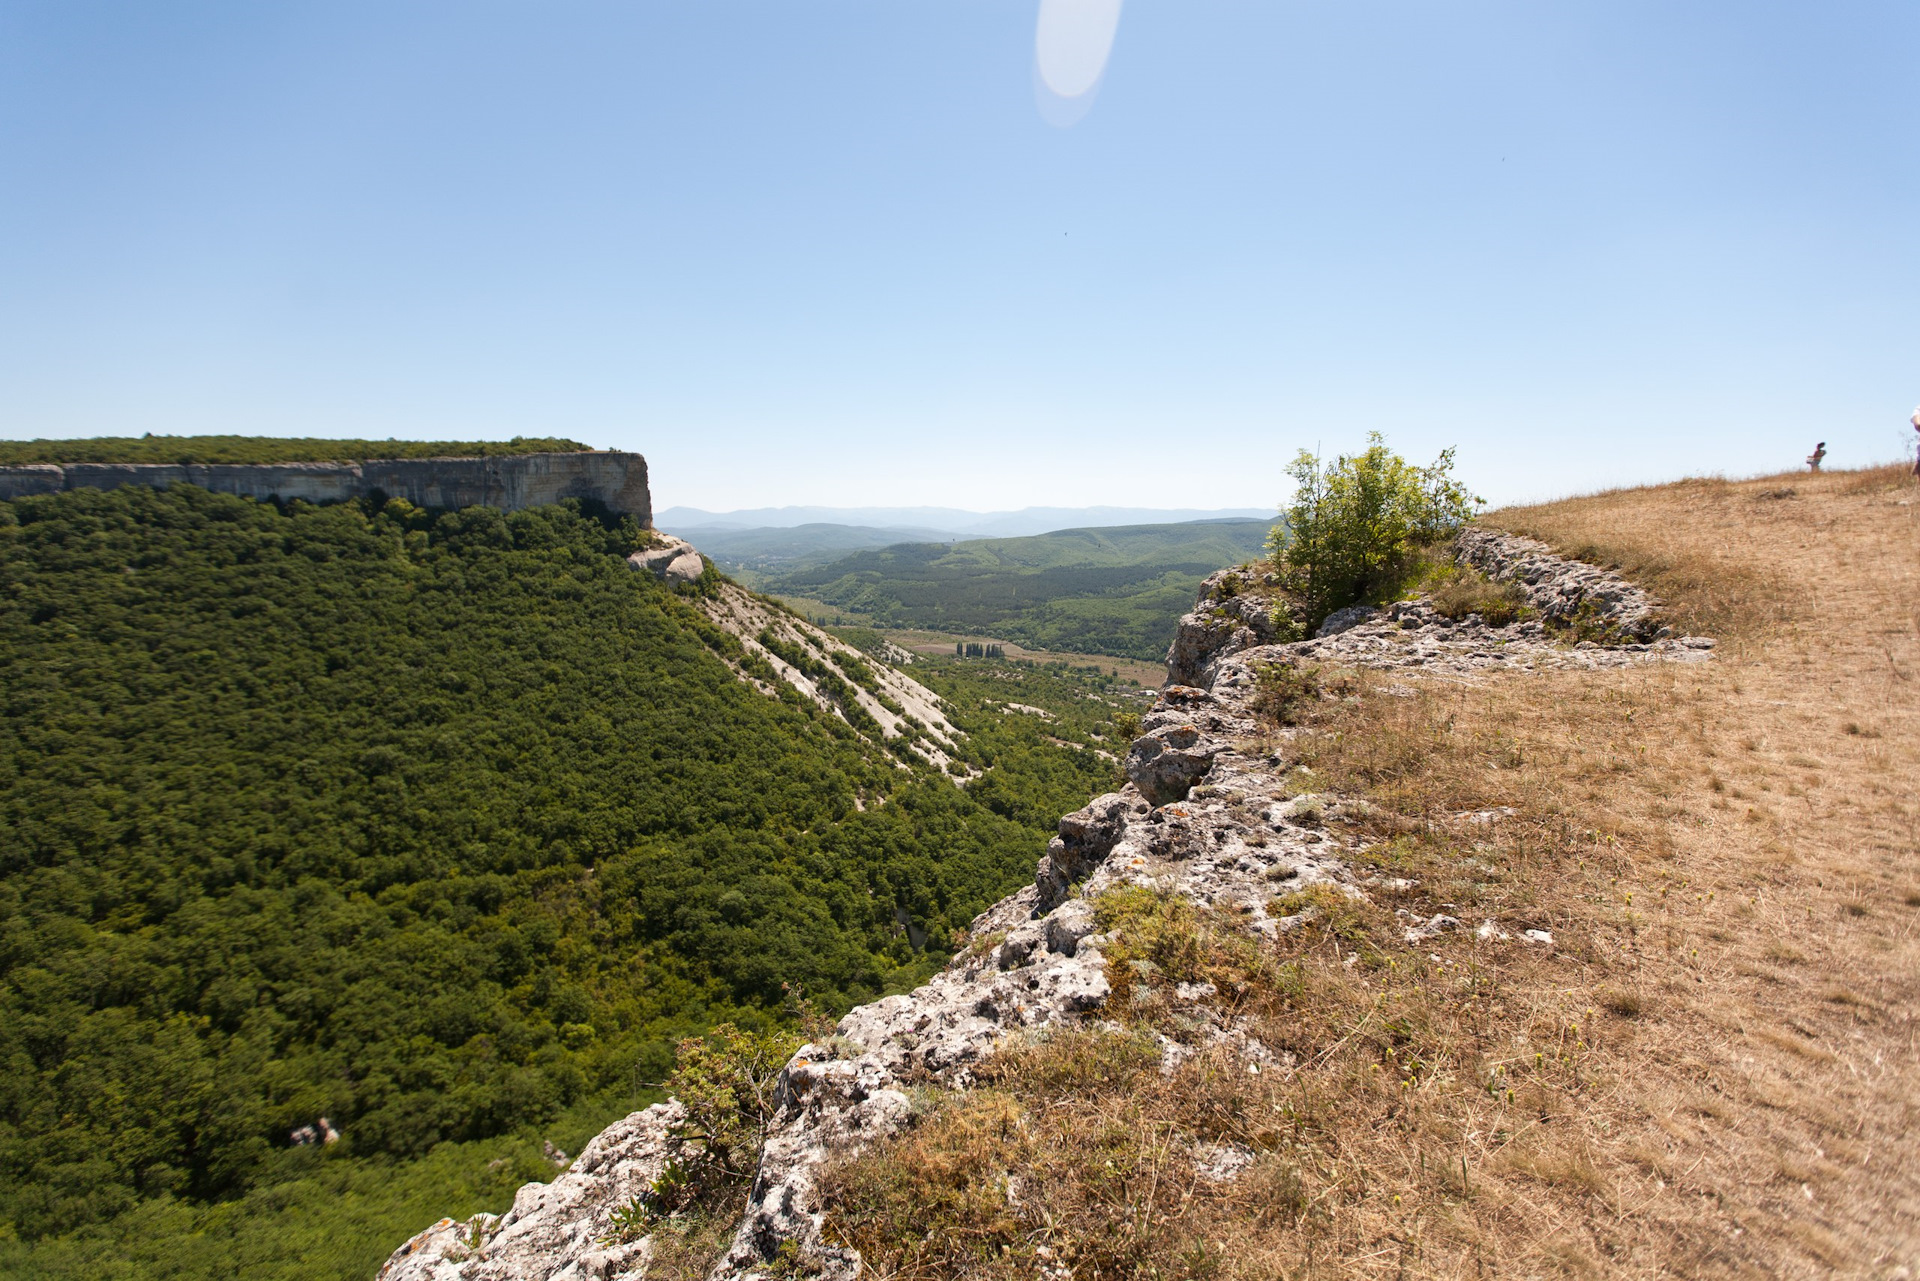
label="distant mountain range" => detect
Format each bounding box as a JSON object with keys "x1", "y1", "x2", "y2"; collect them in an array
[{"x1": 655, "y1": 504, "x2": 1277, "y2": 540}]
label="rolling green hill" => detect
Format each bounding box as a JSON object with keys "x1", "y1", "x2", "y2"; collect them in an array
[
  {"x1": 0, "y1": 435, "x2": 593, "y2": 466},
  {"x1": 681, "y1": 522, "x2": 959, "y2": 577},
  {"x1": 0, "y1": 483, "x2": 1122, "y2": 1279},
  {"x1": 764, "y1": 519, "x2": 1275, "y2": 661}
]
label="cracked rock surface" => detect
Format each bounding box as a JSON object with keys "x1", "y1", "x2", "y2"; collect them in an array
[{"x1": 1170, "y1": 527, "x2": 1713, "y2": 689}]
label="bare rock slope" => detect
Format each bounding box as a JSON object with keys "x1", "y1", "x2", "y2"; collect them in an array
[
  {"x1": 382, "y1": 528, "x2": 1711, "y2": 1281},
  {"x1": 629, "y1": 538, "x2": 961, "y2": 773}
]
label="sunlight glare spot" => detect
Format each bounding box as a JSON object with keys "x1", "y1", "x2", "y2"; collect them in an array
[{"x1": 1035, "y1": 0, "x2": 1123, "y2": 120}]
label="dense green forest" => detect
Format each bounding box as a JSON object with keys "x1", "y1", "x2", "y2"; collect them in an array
[
  {"x1": 0, "y1": 484, "x2": 1121, "y2": 1278},
  {"x1": 0, "y1": 435, "x2": 593, "y2": 466},
  {"x1": 764, "y1": 520, "x2": 1273, "y2": 660}
]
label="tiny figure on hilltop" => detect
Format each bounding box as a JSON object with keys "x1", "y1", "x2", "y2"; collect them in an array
[
  {"x1": 1806, "y1": 441, "x2": 1827, "y2": 472},
  {"x1": 1911, "y1": 406, "x2": 1919, "y2": 476}
]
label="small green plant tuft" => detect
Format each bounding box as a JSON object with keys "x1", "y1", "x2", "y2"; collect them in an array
[
  {"x1": 1251, "y1": 661, "x2": 1323, "y2": 725},
  {"x1": 1428, "y1": 565, "x2": 1533, "y2": 626},
  {"x1": 1268, "y1": 883, "x2": 1379, "y2": 941}
]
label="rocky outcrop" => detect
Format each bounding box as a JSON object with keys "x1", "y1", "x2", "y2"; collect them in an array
[
  {"x1": 1167, "y1": 526, "x2": 1706, "y2": 685},
  {"x1": 627, "y1": 534, "x2": 706, "y2": 587},
  {"x1": 1260, "y1": 596, "x2": 1714, "y2": 680},
  {"x1": 380, "y1": 1105, "x2": 688, "y2": 1281},
  {"x1": 1164, "y1": 568, "x2": 1281, "y2": 687},
  {"x1": 381, "y1": 709, "x2": 1366, "y2": 1281},
  {"x1": 0, "y1": 452, "x2": 652, "y2": 523},
  {"x1": 1454, "y1": 526, "x2": 1664, "y2": 640},
  {"x1": 379, "y1": 523, "x2": 1715, "y2": 1281}
]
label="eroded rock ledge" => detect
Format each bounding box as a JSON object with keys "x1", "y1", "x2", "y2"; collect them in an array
[
  {"x1": 0, "y1": 451, "x2": 652, "y2": 523},
  {"x1": 380, "y1": 526, "x2": 1712, "y2": 1281}
]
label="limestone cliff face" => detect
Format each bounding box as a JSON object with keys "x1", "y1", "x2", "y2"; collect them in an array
[{"x1": 0, "y1": 451, "x2": 652, "y2": 523}]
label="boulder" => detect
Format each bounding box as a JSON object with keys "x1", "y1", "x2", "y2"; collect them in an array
[
  {"x1": 627, "y1": 536, "x2": 706, "y2": 586},
  {"x1": 1125, "y1": 724, "x2": 1220, "y2": 806},
  {"x1": 1164, "y1": 567, "x2": 1279, "y2": 686},
  {"x1": 1035, "y1": 791, "x2": 1137, "y2": 910}
]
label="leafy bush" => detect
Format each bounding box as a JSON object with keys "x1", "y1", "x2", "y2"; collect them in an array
[
  {"x1": 652, "y1": 1024, "x2": 801, "y2": 1214},
  {"x1": 1266, "y1": 433, "x2": 1480, "y2": 632}
]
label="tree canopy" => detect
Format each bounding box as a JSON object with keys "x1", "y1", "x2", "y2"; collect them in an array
[{"x1": 0, "y1": 484, "x2": 1120, "y2": 1278}]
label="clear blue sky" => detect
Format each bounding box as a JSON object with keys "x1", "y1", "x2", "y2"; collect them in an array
[{"x1": 2, "y1": 2, "x2": 1915, "y2": 511}]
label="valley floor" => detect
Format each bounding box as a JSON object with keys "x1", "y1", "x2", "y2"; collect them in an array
[{"x1": 877, "y1": 628, "x2": 1169, "y2": 690}]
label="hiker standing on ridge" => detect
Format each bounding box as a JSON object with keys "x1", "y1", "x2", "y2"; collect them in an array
[
  {"x1": 1911, "y1": 406, "x2": 1920, "y2": 476},
  {"x1": 1807, "y1": 441, "x2": 1827, "y2": 472}
]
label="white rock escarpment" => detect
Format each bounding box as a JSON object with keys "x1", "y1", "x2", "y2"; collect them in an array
[
  {"x1": 626, "y1": 541, "x2": 962, "y2": 772},
  {"x1": 0, "y1": 452, "x2": 653, "y2": 522}
]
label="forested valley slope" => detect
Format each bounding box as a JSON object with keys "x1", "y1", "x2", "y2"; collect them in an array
[
  {"x1": 0, "y1": 476, "x2": 1135, "y2": 1279},
  {"x1": 756, "y1": 519, "x2": 1274, "y2": 662}
]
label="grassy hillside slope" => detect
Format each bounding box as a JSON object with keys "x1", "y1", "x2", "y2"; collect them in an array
[
  {"x1": 765, "y1": 519, "x2": 1274, "y2": 661},
  {"x1": 0, "y1": 435, "x2": 593, "y2": 465},
  {"x1": 824, "y1": 466, "x2": 1919, "y2": 1278},
  {"x1": 0, "y1": 485, "x2": 1124, "y2": 1279}
]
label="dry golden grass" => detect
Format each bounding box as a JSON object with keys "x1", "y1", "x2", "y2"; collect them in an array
[{"x1": 823, "y1": 465, "x2": 1920, "y2": 1279}]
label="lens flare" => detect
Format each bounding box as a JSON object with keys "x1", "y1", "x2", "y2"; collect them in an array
[{"x1": 1034, "y1": 0, "x2": 1123, "y2": 125}]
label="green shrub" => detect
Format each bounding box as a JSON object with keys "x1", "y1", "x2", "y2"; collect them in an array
[
  {"x1": 1266, "y1": 433, "x2": 1480, "y2": 632},
  {"x1": 1250, "y1": 662, "x2": 1322, "y2": 725},
  {"x1": 1428, "y1": 564, "x2": 1532, "y2": 626},
  {"x1": 656, "y1": 1023, "x2": 801, "y2": 1207}
]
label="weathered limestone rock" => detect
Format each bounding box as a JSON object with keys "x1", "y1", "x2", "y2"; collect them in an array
[
  {"x1": 1165, "y1": 568, "x2": 1280, "y2": 687},
  {"x1": 1035, "y1": 792, "x2": 1138, "y2": 911},
  {"x1": 1124, "y1": 724, "x2": 1220, "y2": 806},
  {"x1": 1315, "y1": 604, "x2": 1378, "y2": 638},
  {"x1": 378, "y1": 1104, "x2": 686, "y2": 1281},
  {"x1": 0, "y1": 452, "x2": 653, "y2": 523},
  {"x1": 1453, "y1": 526, "x2": 1665, "y2": 640},
  {"x1": 626, "y1": 535, "x2": 706, "y2": 586}
]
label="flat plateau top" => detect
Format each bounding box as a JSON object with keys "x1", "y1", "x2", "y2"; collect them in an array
[{"x1": 0, "y1": 435, "x2": 598, "y2": 467}]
